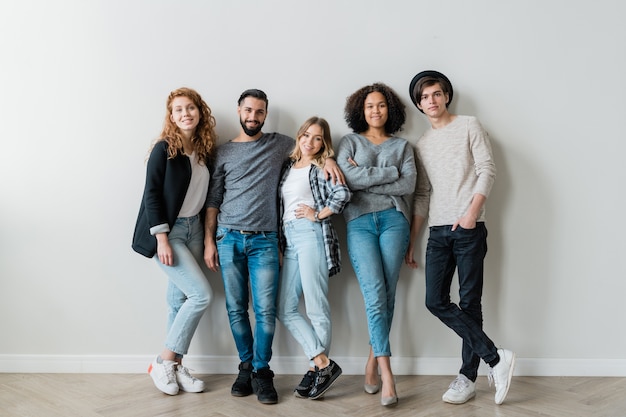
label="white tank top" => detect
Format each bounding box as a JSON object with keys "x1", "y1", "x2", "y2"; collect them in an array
[
  {"x1": 282, "y1": 165, "x2": 315, "y2": 222},
  {"x1": 178, "y1": 152, "x2": 210, "y2": 217}
]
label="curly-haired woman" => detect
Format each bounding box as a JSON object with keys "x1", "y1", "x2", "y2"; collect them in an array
[
  {"x1": 336, "y1": 83, "x2": 417, "y2": 407},
  {"x1": 132, "y1": 87, "x2": 217, "y2": 395}
]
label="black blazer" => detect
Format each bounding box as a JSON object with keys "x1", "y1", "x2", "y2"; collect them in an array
[{"x1": 132, "y1": 141, "x2": 207, "y2": 258}]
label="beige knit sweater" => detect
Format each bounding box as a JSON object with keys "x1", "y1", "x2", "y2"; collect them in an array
[{"x1": 413, "y1": 115, "x2": 496, "y2": 227}]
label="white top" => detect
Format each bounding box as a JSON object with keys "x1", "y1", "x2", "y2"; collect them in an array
[
  {"x1": 281, "y1": 165, "x2": 315, "y2": 222},
  {"x1": 178, "y1": 152, "x2": 210, "y2": 218}
]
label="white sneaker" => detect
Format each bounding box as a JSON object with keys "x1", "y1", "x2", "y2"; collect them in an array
[
  {"x1": 176, "y1": 365, "x2": 206, "y2": 393},
  {"x1": 148, "y1": 357, "x2": 179, "y2": 395},
  {"x1": 489, "y1": 348, "x2": 516, "y2": 404},
  {"x1": 442, "y1": 374, "x2": 476, "y2": 404}
]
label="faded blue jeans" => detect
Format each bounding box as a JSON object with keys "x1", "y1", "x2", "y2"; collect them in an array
[
  {"x1": 425, "y1": 222, "x2": 498, "y2": 382},
  {"x1": 216, "y1": 227, "x2": 279, "y2": 371},
  {"x1": 347, "y1": 208, "x2": 410, "y2": 357},
  {"x1": 154, "y1": 214, "x2": 212, "y2": 356},
  {"x1": 277, "y1": 219, "x2": 330, "y2": 366}
]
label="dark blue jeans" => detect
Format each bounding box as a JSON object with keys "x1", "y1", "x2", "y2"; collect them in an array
[{"x1": 425, "y1": 222, "x2": 498, "y2": 381}]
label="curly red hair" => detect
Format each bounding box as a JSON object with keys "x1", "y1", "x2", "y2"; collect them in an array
[{"x1": 154, "y1": 87, "x2": 217, "y2": 164}]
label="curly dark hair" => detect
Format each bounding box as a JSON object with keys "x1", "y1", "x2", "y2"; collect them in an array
[{"x1": 344, "y1": 83, "x2": 406, "y2": 135}]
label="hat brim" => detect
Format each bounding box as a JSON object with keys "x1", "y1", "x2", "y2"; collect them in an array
[{"x1": 409, "y1": 70, "x2": 453, "y2": 113}]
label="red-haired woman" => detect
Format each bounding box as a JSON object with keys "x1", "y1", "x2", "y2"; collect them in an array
[{"x1": 132, "y1": 87, "x2": 217, "y2": 395}]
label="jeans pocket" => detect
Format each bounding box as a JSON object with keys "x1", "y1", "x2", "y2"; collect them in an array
[
  {"x1": 261, "y1": 231, "x2": 279, "y2": 244},
  {"x1": 456, "y1": 224, "x2": 477, "y2": 233},
  {"x1": 215, "y1": 227, "x2": 227, "y2": 242}
]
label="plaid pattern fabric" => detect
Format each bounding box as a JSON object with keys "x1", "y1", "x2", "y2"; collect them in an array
[{"x1": 278, "y1": 160, "x2": 351, "y2": 276}]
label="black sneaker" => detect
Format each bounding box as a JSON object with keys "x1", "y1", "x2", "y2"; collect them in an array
[
  {"x1": 252, "y1": 368, "x2": 278, "y2": 404},
  {"x1": 294, "y1": 370, "x2": 316, "y2": 398},
  {"x1": 308, "y1": 359, "x2": 342, "y2": 400},
  {"x1": 231, "y1": 362, "x2": 253, "y2": 397}
]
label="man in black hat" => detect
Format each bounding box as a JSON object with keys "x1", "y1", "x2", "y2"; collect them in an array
[{"x1": 405, "y1": 70, "x2": 515, "y2": 405}]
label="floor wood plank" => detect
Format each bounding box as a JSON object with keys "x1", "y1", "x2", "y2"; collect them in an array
[{"x1": 1, "y1": 373, "x2": 625, "y2": 417}]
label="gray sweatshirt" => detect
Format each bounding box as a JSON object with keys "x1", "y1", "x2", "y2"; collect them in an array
[
  {"x1": 206, "y1": 132, "x2": 294, "y2": 231},
  {"x1": 336, "y1": 133, "x2": 416, "y2": 223}
]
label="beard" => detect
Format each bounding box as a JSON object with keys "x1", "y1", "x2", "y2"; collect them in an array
[{"x1": 240, "y1": 118, "x2": 264, "y2": 137}]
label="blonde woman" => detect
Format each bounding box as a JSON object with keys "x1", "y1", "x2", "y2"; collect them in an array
[{"x1": 276, "y1": 117, "x2": 351, "y2": 400}]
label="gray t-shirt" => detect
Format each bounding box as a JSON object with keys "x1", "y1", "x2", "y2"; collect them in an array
[{"x1": 207, "y1": 132, "x2": 294, "y2": 231}]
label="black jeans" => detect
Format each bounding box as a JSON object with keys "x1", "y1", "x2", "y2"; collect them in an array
[{"x1": 425, "y1": 222, "x2": 498, "y2": 381}]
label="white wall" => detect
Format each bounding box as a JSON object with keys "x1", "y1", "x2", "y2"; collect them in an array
[{"x1": 1, "y1": 0, "x2": 625, "y2": 376}]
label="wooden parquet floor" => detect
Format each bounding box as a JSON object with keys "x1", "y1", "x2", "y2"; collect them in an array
[{"x1": 1, "y1": 373, "x2": 625, "y2": 417}]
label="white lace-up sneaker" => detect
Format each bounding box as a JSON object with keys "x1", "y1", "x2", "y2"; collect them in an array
[
  {"x1": 442, "y1": 374, "x2": 476, "y2": 404},
  {"x1": 148, "y1": 357, "x2": 179, "y2": 395},
  {"x1": 489, "y1": 348, "x2": 516, "y2": 404},
  {"x1": 176, "y1": 365, "x2": 206, "y2": 393}
]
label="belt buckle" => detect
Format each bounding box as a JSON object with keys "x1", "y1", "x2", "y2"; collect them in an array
[{"x1": 239, "y1": 230, "x2": 257, "y2": 235}]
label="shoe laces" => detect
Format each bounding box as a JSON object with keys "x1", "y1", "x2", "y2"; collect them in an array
[
  {"x1": 255, "y1": 375, "x2": 275, "y2": 391},
  {"x1": 488, "y1": 368, "x2": 495, "y2": 387},
  {"x1": 235, "y1": 367, "x2": 252, "y2": 384},
  {"x1": 449, "y1": 375, "x2": 470, "y2": 391},
  {"x1": 162, "y1": 362, "x2": 177, "y2": 384},
  {"x1": 177, "y1": 365, "x2": 200, "y2": 382}
]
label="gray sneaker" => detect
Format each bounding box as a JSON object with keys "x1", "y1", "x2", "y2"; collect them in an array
[{"x1": 442, "y1": 374, "x2": 475, "y2": 404}]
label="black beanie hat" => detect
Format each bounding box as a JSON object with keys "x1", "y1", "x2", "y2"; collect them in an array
[{"x1": 409, "y1": 70, "x2": 453, "y2": 113}]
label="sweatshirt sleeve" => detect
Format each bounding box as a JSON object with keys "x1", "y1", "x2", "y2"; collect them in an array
[
  {"x1": 412, "y1": 151, "x2": 431, "y2": 218},
  {"x1": 367, "y1": 141, "x2": 417, "y2": 197},
  {"x1": 469, "y1": 117, "x2": 496, "y2": 198}
]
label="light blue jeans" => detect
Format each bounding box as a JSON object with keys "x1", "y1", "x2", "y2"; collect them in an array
[
  {"x1": 216, "y1": 227, "x2": 279, "y2": 371},
  {"x1": 347, "y1": 208, "x2": 409, "y2": 357},
  {"x1": 154, "y1": 215, "x2": 212, "y2": 356},
  {"x1": 277, "y1": 219, "x2": 330, "y2": 365}
]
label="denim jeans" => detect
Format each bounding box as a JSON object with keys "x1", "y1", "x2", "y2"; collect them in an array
[
  {"x1": 277, "y1": 219, "x2": 330, "y2": 365},
  {"x1": 347, "y1": 208, "x2": 409, "y2": 357},
  {"x1": 154, "y1": 215, "x2": 212, "y2": 356},
  {"x1": 424, "y1": 222, "x2": 498, "y2": 381},
  {"x1": 216, "y1": 227, "x2": 279, "y2": 371}
]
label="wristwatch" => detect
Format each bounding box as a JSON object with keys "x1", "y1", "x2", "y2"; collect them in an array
[{"x1": 314, "y1": 211, "x2": 321, "y2": 222}]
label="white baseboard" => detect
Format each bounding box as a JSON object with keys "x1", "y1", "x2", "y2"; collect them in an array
[{"x1": 2, "y1": 354, "x2": 626, "y2": 376}]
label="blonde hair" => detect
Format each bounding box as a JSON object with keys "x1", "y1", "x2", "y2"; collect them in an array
[
  {"x1": 151, "y1": 87, "x2": 217, "y2": 164},
  {"x1": 289, "y1": 116, "x2": 335, "y2": 168}
]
